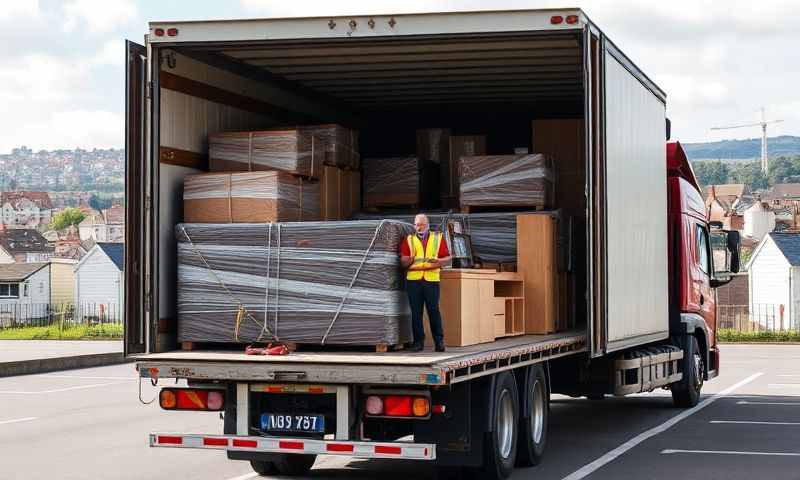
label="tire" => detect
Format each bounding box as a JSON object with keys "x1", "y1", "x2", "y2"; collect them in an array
[
  {"x1": 516, "y1": 365, "x2": 549, "y2": 467},
  {"x1": 249, "y1": 460, "x2": 276, "y2": 475},
  {"x1": 470, "y1": 372, "x2": 519, "y2": 480},
  {"x1": 672, "y1": 336, "x2": 703, "y2": 408},
  {"x1": 272, "y1": 453, "x2": 316, "y2": 476}
]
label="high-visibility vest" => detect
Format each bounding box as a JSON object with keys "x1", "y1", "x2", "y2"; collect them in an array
[{"x1": 406, "y1": 232, "x2": 443, "y2": 282}]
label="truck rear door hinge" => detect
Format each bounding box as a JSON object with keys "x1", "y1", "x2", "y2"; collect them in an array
[{"x1": 145, "y1": 81, "x2": 152, "y2": 99}]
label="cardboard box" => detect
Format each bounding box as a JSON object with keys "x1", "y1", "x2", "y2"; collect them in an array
[
  {"x1": 532, "y1": 119, "x2": 584, "y2": 217},
  {"x1": 183, "y1": 171, "x2": 320, "y2": 223},
  {"x1": 362, "y1": 157, "x2": 438, "y2": 208},
  {"x1": 320, "y1": 166, "x2": 361, "y2": 220}
]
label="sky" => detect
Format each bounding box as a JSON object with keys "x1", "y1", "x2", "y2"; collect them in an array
[{"x1": 1, "y1": 0, "x2": 799, "y2": 153}]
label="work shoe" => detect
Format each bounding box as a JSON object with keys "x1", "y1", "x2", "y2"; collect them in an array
[
  {"x1": 435, "y1": 343, "x2": 446, "y2": 352},
  {"x1": 408, "y1": 342, "x2": 424, "y2": 352}
]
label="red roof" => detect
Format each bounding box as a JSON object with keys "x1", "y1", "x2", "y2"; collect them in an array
[{"x1": 1, "y1": 191, "x2": 53, "y2": 210}]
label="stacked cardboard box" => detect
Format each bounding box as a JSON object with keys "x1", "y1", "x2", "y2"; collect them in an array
[
  {"x1": 176, "y1": 220, "x2": 413, "y2": 346},
  {"x1": 459, "y1": 154, "x2": 555, "y2": 209},
  {"x1": 321, "y1": 165, "x2": 361, "y2": 220},
  {"x1": 184, "y1": 171, "x2": 320, "y2": 223}
]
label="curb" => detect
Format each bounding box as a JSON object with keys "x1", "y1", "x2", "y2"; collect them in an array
[{"x1": 0, "y1": 352, "x2": 132, "y2": 378}]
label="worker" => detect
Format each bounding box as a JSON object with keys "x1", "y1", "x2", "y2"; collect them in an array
[{"x1": 399, "y1": 213, "x2": 451, "y2": 352}]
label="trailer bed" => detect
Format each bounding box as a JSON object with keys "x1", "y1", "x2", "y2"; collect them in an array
[{"x1": 136, "y1": 330, "x2": 586, "y2": 386}]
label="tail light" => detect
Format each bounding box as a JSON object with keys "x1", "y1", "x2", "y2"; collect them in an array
[
  {"x1": 566, "y1": 15, "x2": 579, "y2": 24},
  {"x1": 364, "y1": 395, "x2": 430, "y2": 418},
  {"x1": 167, "y1": 28, "x2": 179, "y2": 37},
  {"x1": 159, "y1": 388, "x2": 225, "y2": 411},
  {"x1": 550, "y1": 15, "x2": 564, "y2": 25},
  {"x1": 153, "y1": 28, "x2": 165, "y2": 37}
]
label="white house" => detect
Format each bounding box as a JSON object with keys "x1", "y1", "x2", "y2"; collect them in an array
[
  {"x1": 0, "y1": 262, "x2": 51, "y2": 326},
  {"x1": 743, "y1": 200, "x2": 776, "y2": 241},
  {"x1": 0, "y1": 192, "x2": 53, "y2": 228},
  {"x1": 74, "y1": 243, "x2": 124, "y2": 322},
  {"x1": 747, "y1": 233, "x2": 800, "y2": 330},
  {"x1": 78, "y1": 206, "x2": 125, "y2": 243}
]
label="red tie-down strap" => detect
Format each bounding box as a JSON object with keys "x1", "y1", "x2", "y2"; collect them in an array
[{"x1": 245, "y1": 344, "x2": 290, "y2": 356}]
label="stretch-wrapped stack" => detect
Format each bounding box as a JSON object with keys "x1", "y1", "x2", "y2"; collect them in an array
[
  {"x1": 184, "y1": 171, "x2": 320, "y2": 223},
  {"x1": 459, "y1": 154, "x2": 555, "y2": 208},
  {"x1": 354, "y1": 211, "x2": 532, "y2": 263},
  {"x1": 362, "y1": 157, "x2": 421, "y2": 207},
  {"x1": 176, "y1": 220, "x2": 414, "y2": 346}
]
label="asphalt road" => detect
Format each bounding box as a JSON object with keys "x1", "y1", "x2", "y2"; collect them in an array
[{"x1": 1, "y1": 344, "x2": 798, "y2": 480}]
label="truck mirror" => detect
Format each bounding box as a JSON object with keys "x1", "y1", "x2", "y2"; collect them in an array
[
  {"x1": 727, "y1": 230, "x2": 740, "y2": 273},
  {"x1": 665, "y1": 118, "x2": 671, "y2": 141}
]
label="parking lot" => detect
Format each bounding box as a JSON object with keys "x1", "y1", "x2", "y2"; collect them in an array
[{"x1": 0, "y1": 344, "x2": 798, "y2": 479}]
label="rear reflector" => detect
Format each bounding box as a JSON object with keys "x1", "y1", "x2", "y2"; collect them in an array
[
  {"x1": 279, "y1": 441, "x2": 305, "y2": 450},
  {"x1": 157, "y1": 435, "x2": 182, "y2": 445},
  {"x1": 566, "y1": 15, "x2": 579, "y2": 24},
  {"x1": 432, "y1": 404, "x2": 447, "y2": 414},
  {"x1": 375, "y1": 445, "x2": 402, "y2": 455},
  {"x1": 153, "y1": 28, "x2": 164, "y2": 36},
  {"x1": 232, "y1": 439, "x2": 258, "y2": 448},
  {"x1": 327, "y1": 443, "x2": 355, "y2": 452},
  {"x1": 550, "y1": 15, "x2": 564, "y2": 24},
  {"x1": 203, "y1": 437, "x2": 228, "y2": 447},
  {"x1": 167, "y1": 28, "x2": 179, "y2": 36}
]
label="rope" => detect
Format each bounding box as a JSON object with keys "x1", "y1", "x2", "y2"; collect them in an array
[
  {"x1": 178, "y1": 225, "x2": 273, "y2": 340},
  {"x1": 320, "y1": 219, "x2": 387, "y2": 345},
  {"x1": 257, "y1": 223, "x2": 273, "y2": 342},
  {"x1": 274, "y1": 223, "x2": 281, "y2": 340}
]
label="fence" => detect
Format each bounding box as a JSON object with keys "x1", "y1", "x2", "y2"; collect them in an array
[
  {"x1": 717, "y1": 304, "x2": 800, "y2": 332},
  {"x1": 0, "y1": 302, "x2": 122, "y2": 329}
]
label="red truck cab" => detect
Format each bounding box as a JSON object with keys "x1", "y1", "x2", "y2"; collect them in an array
[{"x1": 667, "y1": 141, "x2": 740, "y2": 391}]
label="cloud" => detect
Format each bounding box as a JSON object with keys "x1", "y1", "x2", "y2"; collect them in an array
[
  {"x1": 63, "y1": 0, "x2": 137, "y2": 33},
  {"x1": 91, "y1": 39, "x2": 124, "y2": 67},
  {"x1": 0, "y1": 0, "x2": 40, "y2": 21}
]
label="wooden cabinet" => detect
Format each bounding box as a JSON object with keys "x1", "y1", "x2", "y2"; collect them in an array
[{"x1": 517, "y1": 213, "x2": 559, "y2": 334}]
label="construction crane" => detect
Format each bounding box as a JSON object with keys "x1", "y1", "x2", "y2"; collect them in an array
[{"x1": 711, "y1": 108, "x2": 784, "y2": 173}]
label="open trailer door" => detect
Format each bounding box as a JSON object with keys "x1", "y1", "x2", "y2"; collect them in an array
[{"x1": 124, "y1": 40, "x2": 147, "y2": 355}]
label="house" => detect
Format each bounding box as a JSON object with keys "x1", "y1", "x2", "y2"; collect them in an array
[
  {"x1": 704, "y1": 185, "x2": 751, "y2": 231},
  {"x1": 747, "y1": 233, "x2": 800, "y2": 330},
  {"x1": 53, "y1": 226, "x2": 84, "y2": 260},
  {"x1": 764, "y1": 183, "x2": 800, "y2": 204},
  {"x1": 78, "y1": 205, "x2": 125, "y2": 242},
  {"x1": 0, "y1": 191, "x2": 53, "y2": 227},
  {"x1": 743, "y1": 200, "x2": 776, "y2": 241},
  {"x1": 0, "y1": 226, "x2": 54, "y2": 263},
  {"x1": 74, "y1": 242, "x2": 124, "y2": 322},
  {"x1": 0, "y1": 262, "x2": 50, "y2": 326}
]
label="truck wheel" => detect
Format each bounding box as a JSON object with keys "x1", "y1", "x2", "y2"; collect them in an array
[
  {"x1": 273, "y1": 453, "x2": 316, "y2": 476},
  {"x1": 516, "y1": 365, "x2": 548, "y2": 467},
  {"x1": 472, "y1": 372, "x2": 519, "y2": 480},
  {"x1": 249, "y1": 460, "x2": 276, "y2": 475},
  {"x1": 672, "y1": 336, "x2": 703, "y2": 408}
]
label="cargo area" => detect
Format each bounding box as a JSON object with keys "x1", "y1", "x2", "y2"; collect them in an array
[
  {"x1": 126, "y1": 12, "x2": 669, "y2": 359},
  {"x1": 141, "y1": 30, "x2": 590, "y2": 355}
]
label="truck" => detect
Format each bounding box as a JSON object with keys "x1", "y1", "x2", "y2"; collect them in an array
[{"x1": 125, "y1": 8, "x2": 741, "y2": 479}]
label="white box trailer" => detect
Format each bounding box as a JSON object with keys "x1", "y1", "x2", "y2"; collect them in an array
[{"x1": 125, "y1": 8, "x2": 694, "y2": 478}]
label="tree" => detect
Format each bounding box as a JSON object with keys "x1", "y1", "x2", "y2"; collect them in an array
[
  {"x1": 692, "y1": 160, "x2": 730, "y2": 187},
  {"x1": 89, "y1": 194, "x2": 113, "y2": 212},
  {"x1": 729, "y1": 162, "x2": 768, "y2": 190},
  {"x1": 50, "y1": 208, "x2": 85, "y2": 231},
  {"x1": 768, "y1": 156, "x2": 797, "y2": 185}
]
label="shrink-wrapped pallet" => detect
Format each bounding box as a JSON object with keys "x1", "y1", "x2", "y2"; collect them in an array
[
  {"x1": 209, "y1": 127, "x2": 325, "y2": 178},
  {"x1": 459, "y1": 154, "x2": 555, "y2": 208},
  {"x1": 445, "y1": 135, "x2": 487, "y2": 205},
  {"x1": 176, "y1": 220, "x2": 414, "y2": 346},
  {"x1": 362, "y1": 157, "x2": 421, "y2": 207},
  {"x1": 183, "y1": 171, "x2": 320, "y2": 223},
  {"x1": 311, "y1": 124, "x2": 360, "y2": 170},
  {"x1": 354, "y1": 211, "x2": 532, "y2": 263}
]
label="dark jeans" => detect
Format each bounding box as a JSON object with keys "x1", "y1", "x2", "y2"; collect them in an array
[{"x1": 406, "y1": 280, "x2": 444, "y2": 345}]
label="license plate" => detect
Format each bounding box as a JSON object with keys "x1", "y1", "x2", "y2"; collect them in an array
[{"x1": 261, "y1": 413, "x2": 325, "y2": 433}]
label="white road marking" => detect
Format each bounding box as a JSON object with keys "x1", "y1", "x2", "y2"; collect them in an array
[
  {"x1": 223, "y1": 473, "x2": 260, "y2": 480},
  {"x1": 560, "y1": 372, "x2": 764, "y2": 480},
  {"x1": 737, "y1": 400, "x2": 800, "y2": 406},
  {"x1": 0, "y1": 381, "x2": 130, "y2": 394},
  {"x1": 662, "y1": 449, "x2": 800, "y2": 457},
  {"x1": 711, "y1": 420, "x2": 800, "y2": 426},
  {"x1": 0, "y1": 417, "x2": 37, "y2": 426}
]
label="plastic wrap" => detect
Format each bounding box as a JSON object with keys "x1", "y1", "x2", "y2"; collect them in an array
[
  {"x1": 353, "y1": 211, "x2": 537, "y2": 263},
  {"x1": 184, "y1": 172, "x2": 320, "y2": 223},
  {"x1": 310, "y1": 124, "x2": 360, "y2": 170},
  {"x1": 416, "y1": 129, "x2": 450, "y2": 165},
  {"x1": 209, "y1": 128, "x2": 324, "y2": 178},
  {"x1": 459, "y1": 154, "x2": 554, "y2": 207},
  {"x1": 176, "y1": 220, "x2": 414, "y2": 346},
  {"x1": 362, "y1": 157, "x2": 421, "y2": 207}
]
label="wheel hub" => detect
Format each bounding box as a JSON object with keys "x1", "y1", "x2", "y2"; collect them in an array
[
  {"x1": 497, "y1": 389, "x2": 515, "y2": 459},
  {"x1": 531, "y1": 380, "x2": 545, "y2": 444}
]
